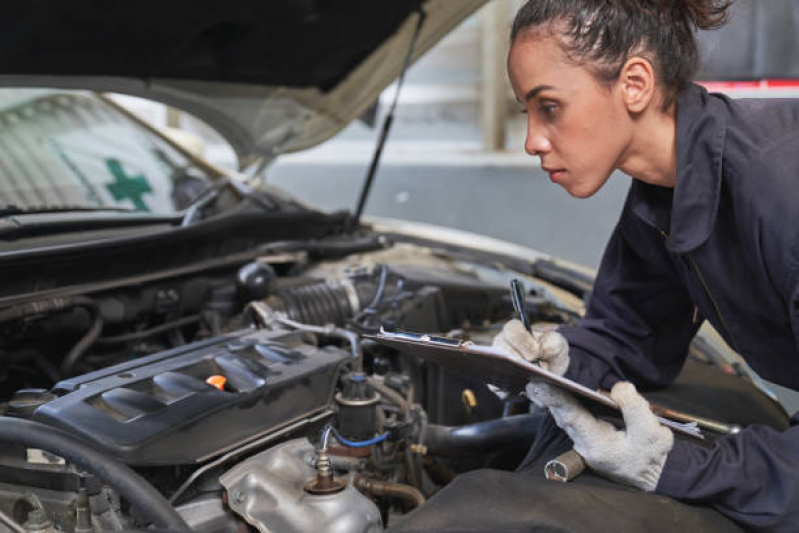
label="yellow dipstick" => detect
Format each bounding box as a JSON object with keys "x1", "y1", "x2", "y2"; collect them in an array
[{"x1": 462, "y1": 389, "x2": 477, "y2": 409}]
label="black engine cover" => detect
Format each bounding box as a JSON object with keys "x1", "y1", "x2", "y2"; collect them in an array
[{"x1": 31, "y1": 329, "x2": 350, "y2": 465}]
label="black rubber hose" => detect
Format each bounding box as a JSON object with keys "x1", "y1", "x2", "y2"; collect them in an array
[
  {"x1": 0, "y1": 417, "x2": 190, "y2": 532},
  {"x1": 0, "y1": 296, "x2": 105, "y2": 378},
  {"x1": 0, "y1": 296, "x2": 94, "y2": 325},
  {"x1": 60, "y1": 301, "x2": 104, "y2": 377},
  {"x1": 9, "y1": 350, "x2": 60, "y2": 382},
  {"x1": 423, "y1": 415, "x2": 541, "y2": 457},
  {"x1": 95, "y1": 315, "x2": 201, "y2": 345}
]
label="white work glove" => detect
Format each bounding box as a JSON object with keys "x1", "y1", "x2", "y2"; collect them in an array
[
  {"x1": 492, "y1": 319, "x2": 570, "y2": 376},
  {"x1": 527, "y1": 381, "x2": 674, "y2": 492},
  {"x1": 488, "y1": 319, "x2": 570, "y2": 401}
]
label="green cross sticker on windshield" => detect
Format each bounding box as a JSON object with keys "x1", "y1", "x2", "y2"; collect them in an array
[{"x1": 105, "y1": 158, "x2": 152, "y2": 212}]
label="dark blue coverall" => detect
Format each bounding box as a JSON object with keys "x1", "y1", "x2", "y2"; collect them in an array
[{"x1": 558, "y1": 83, "x2": 799, "y2": 532}]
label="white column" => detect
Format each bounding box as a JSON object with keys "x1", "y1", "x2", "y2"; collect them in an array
[{"x1": 481, "y1": 0, "x2": 510, "y2": 151}]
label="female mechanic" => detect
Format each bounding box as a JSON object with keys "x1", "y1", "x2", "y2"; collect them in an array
[{"x1": 493, "y1": 1, "x2": 799, "y2": 531}]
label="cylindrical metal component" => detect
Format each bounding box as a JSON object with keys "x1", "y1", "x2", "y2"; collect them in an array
[
  {"x1": 304, "y1": 448, "x2": 346, "y2": 495},
  {"x1": 317, "y1": 448, "x2": 333, "y2": 479},
  {"x1": 355, "y1": 477, "x2": 425, "y2": 509},
  {"x1": 650, "y1": 404, "x2": 742, "y2": 435},
  {"x1": 23, "y1": 507, "x2": 55, "y2": 533},
  {"x1": 6, "y1": 389, "x2": 56, "y2": 419},
  {"x1": 74, "y1": 488, "x2": 94, "y2": 533},
  {"x1": 336, "y1": 373, "x2": 380, "y2": 441},
  {"x1": 544, "y1": 449, "x2": 586, "y2": 482}
]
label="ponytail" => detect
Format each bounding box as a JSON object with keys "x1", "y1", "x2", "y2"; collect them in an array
[
  {"x1": 511, "y1": 0, "x2": 734, "y2": 109},
  {"x1": 671, "y1": 0, "x2": 732, "y2": 30}
]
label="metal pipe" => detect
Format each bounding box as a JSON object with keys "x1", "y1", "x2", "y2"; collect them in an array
[
  {"x1": 366, "y1": 377, "x2": 410, "y2": 420},
  {"x1": 404, "y1": 448, "x2": 420, "y2": 490},
  {"x1": 355, "y1": 477, "x2": 425, "y2": 509},
  {"x1": 0, "y1": 508, "x2": 26, "y2": 533},
  {"x1": 414, "y1": 407, "x2": 428, "y2": 488},
  {"x1": 544, "y1": 449, "x2": 586, "y2": 482},
  {"x1": 597, "y1": 389, "x2": 741, "y2": 437},
  {"x1": 542, "y1": 401, "x2": 743, "y2": 485},
  {"x1": 649, "y1": 404, "x2": 742, "y2": 435},
  {"x1": 248, "y1": 302, "x2": 364, "y2": 371}
]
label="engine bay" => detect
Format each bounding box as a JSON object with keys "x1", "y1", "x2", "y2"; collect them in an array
[
  {"x1": 0, "y1": 232, "x2": 591, "y2": 532},
  {"x1": 0, "y1": 231, "x2": 769, "y2": 532}
]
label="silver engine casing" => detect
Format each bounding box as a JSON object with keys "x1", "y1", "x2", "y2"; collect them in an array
[{"x1": 220, "y1": 438, "x2": 383, "y2": 533}]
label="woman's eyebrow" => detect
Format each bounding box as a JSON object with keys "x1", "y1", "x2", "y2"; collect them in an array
[{"x1": 524, "y1": 85, "x2": 555, "y2": 102}]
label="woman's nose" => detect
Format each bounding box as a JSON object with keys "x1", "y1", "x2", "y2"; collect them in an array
[{"x1": 525, "y1": 128, "x2": 551, "y2": 156}]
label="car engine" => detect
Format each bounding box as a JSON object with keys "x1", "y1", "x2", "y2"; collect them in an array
[{"x1": 0, "y1": 234, "x2": 590, "y2": 532}]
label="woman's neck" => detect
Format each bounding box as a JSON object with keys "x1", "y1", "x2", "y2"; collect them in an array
[{"x1": 618, "y1": 104, "x2": 677, "y2": 188}]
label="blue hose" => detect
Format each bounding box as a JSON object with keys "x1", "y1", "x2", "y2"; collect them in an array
[{"x1": 325, "y1": 425, "x2": 389, "y2": 448}]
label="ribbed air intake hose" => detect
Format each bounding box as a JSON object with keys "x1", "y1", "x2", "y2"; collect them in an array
[{"x1": 268, "y1": 282, "x2": 355, "y2": 326}]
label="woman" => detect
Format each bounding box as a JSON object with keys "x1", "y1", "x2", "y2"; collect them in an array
[{"x1": 494, "y1": 0, "x2": 799, "y2": 531}]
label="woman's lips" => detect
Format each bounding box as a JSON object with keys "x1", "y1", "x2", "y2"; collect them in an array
[{"x1": 544, "y1": 168, "x2": 566, "y2": 182}]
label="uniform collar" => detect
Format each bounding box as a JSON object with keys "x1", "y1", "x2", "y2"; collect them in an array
[{"x1": 631, "y1": 84, "x2": 727, "y2": 254}]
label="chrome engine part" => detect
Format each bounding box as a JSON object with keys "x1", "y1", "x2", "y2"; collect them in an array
[{"x1": 219, "y1": 438, "x2": 383, "y2": 533}]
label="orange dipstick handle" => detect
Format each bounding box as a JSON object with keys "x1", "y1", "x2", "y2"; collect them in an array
[{"x1": 206, "y1": 375, "x2": 227, "y2": 391}]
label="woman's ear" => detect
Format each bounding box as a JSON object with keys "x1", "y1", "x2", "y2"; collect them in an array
[{"x1": 618, "y1": 56, "x2": 657, "y2": 113}]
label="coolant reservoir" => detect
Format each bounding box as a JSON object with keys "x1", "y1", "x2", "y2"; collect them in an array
[{"x1": 220, "y1": 438, "x2": 383, "y2": 533}]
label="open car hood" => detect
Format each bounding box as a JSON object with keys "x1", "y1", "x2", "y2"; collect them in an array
[{"x1": 0, "y1": 0, "x2": 487, "y2": 168}]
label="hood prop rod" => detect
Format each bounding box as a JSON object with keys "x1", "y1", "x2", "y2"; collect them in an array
[{"x1": 351, "y1": 7, "x2": 427, "y2": 229}]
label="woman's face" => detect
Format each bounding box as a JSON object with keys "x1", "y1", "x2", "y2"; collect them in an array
[{"x1": 508, "y1": 32, "x2": 634, "y2": 198}]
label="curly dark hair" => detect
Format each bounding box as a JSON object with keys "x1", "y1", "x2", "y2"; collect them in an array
[{"x1": 510, "y1": 0, "x2": 732, "y2": 109}]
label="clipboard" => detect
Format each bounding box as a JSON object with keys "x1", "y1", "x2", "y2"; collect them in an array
[{"x1": 365, "y1": 329, "x2": 704, "y2": 440}]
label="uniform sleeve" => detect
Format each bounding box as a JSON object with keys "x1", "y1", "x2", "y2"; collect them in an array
[
  {"x1": 558, "y1": 193, "x2": 701, "y2": 391},
  {"x1": 657, "y1": 418, "x2": 799, "y2": 532}
]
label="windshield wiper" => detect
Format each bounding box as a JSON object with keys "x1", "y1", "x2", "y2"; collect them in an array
[
  {"x1": 179, "y1": 177, "x2": 278, "y2": 227},
  {"x1": 0, "y1": 205, "x2": 139, "y2": 218}
]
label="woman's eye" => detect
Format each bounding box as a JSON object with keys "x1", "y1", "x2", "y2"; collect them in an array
[{"x1": 539, "y1": 104, "x2": 558, "y2": 118}]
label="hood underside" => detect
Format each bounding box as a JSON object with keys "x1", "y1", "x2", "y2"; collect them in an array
[
  {"x1": 0, "y1": 0, "x2": 487, "y2": 167},
  {"x1": 2, "y1": 1, "x2": 417, "y2": 89}
]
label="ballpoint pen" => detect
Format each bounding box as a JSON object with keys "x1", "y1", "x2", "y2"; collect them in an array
[{"x1": 509, "y1": 278, "x2": 532, "y2": 332}]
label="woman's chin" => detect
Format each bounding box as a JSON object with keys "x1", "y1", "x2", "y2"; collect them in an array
[
  {"x1": 560, "y1": 173, "x2": 611, "y2": 199},
  {"x1": 562, "y1": 182, "x2": 600, "y2": 199}
]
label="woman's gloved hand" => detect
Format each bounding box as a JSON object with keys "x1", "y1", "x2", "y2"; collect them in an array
[
  {"x1": 528, "y1": 381, "x2": 674, "y2": 492},
  {"x1": 489, "y1": 319, "x2": 570, "y2": 400},
  {"x1": 491, "y1": 319, "x2": 570, "y2": 375}
]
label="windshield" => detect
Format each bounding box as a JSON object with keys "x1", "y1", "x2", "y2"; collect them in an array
[{"x1": 0, "y1": 89, "x2": 212, "y2": 215}]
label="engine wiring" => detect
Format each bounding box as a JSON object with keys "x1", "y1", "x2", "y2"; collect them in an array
[{"x1": 321, "y1": 425, "x2": 389, "y2": 449}]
